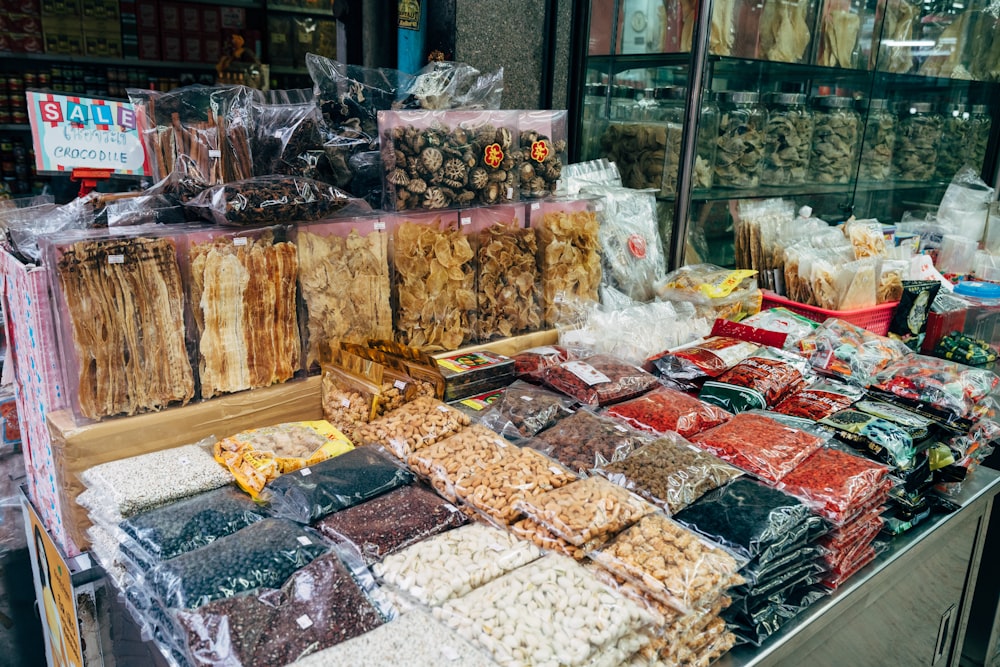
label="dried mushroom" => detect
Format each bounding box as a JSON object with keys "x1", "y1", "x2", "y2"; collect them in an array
[
  {"x1": 893, "y1": 108, "x2": 943, "y2": 181},
  {"x1": 394, "y1": 219, "x2": 475, "y2": 350},
  {"x1": 297, "y1": 228, "x2": 393, "y2": 369},
  {"x1": 858, "y1": 106, "x2": 896, "y2": 182},
  {"x1": 477, "y1": 222, "x2": 541, "y2": 340},
  {"x1": 600, "y1": 122, "x2": 680, "y2": 195},
  {"x1": 538, "y1": 210, "x2": 602, "y2": 326},
  {"x1": 936, "y1": 111, "x2": 973, "y2": 180},
  {"x1": 519, "y1": 129, "x2": 566, "y2": 198},
  {"x1": 762, "y1": 99, "x2": 813, "y2": 185},
  {"x1": 810, "y1": 101, "x2": 860, "y2": 184},
  {"x1": 715, "y1": 97, "x2": 766, "y2": 188}
]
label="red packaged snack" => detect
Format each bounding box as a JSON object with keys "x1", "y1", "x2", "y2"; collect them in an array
[
  {"x1": 604, "y1": 386, "x2": 732, "y2": 438},
  {"x1": 645, "y1": 336, "x2": 759, "y2": 392},
  {"x1": 772, "y1": 379, "x2": 864, "y2": 421},
  {"x1": 819, "y1": 512, "x2": 884, "y2": 553},
  {"x1": 512, "y1": 345, "x2": 575, "y2": 379},
  {"x1": 690, "y1": 413, "x2": 824, "y2": 485},
  {"x1": 776, "y1": 447, "x2": 890, "y2": 525},
  {"x1": 542, "y1": 354, "x2": 659, "y2": 407},
  {"x1": 700, "y1": 348, "x2": 811, "y2": 413},
  {"x1": 821, "y1": 544, "x2": 877, "y2": 589}
]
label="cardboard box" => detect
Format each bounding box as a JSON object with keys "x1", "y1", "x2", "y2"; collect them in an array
[
  {"x1": 84, "y1": 32, "x2": 122, "y2": 57},
  {"x1": 182, "y1": 33, "x2": 202, "y2": 62},
  {"x1": 0, "y1": 32, "x2": 45, "y2": 53},
  {"x1": 180, "y1": 3, "x2": 200, "y2": 32},
  {"x1": 202, "y1": 35, "x2": 221, "y2": 63},
  {"x1": 42, "y1": 18, "x2": 84, "y2": 55},
  {"x1": 81, "y1": 0, "x2": 117, "y2": 20},
  {"x1": 219, "y1": 5, "x2": 244, "y2": 29},
  {"x1": 159, "y1": 1, "x2": 181, "y2": 31},
  {"x1": 50, "y1": 376, "x2": 323, "y2": 550},
  {"x1": 137, "y1": 30, "x2": 159, "y2": 59},
  {"x1": 121, "y1": 32, "x2": 138, "y2": 58},
  {"x1": 0, "y1": 12, "x2": 42, "y2": 32},
  {"x1": 267, "y1": 15, "x2": 293, "y2": 65},
  {"x1": 135, "y1": 0, "x2": 156, "y2": 30},
  {"x1": 40, "y1": 0, "x2": 78, "y2": 16},
  {"x1": 201, "y1": 5, "x2": 219, "y2": 33},
  {"x1": 160, "y1": 31, "x2": 182, "y2": 61},
  {"x1": 1, "y1": 0, "x2": 41, "y2": 14}
]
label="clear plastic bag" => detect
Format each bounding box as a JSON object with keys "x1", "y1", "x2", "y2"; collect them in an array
[
  {"x1": 742, "y1": 307, "x2": 819, "y2": 348},
  {"x1": 405, "y1": 423, "x2": 516, "y2": 501},
  {"x1": 542, "y1": 354, "x2": 659, "y2": 407},
  {"x1": 313, "y1": 483, "x2": 467, "y2": 565},
  {"x1": 772, "y1": 378, "x2": 864, "y2": 421},
  {"x1": 700, "y1": 347, "x2": 812, "y2": 413},
  {"x1": 646, "y1": 336, "x2": 760, "y2": 392},
  {"x1": 402, "y1": 61, "x2": 504, "y2": 110},
  {"x1": 599, "y1": 434, "x2": 744, "y2": 515},
  {"x1": 821, "y1": 543, "x2": 878, "y2": 589},
  {"x1": 512, "y1": 345, "x2": 577, "y2": 380},
  {"x1": 175, "y1": 550, "x2": 392, "y2": 666},
  {"x1": 526, "y1": 409, "x2": 653, "y2": 474},
  {"x1": 185, "y1": 175, "x2": 355, "y2": 226},
  {"x1": 519, "y1": 110, "x2": 568, "y2": 198},
  {"x1": 808, "y1": 318, "x2": 911, "y2": 385},
  {"x1": 250, "y1": 96, "x2": 336, "y2": 181},
  {"x1": 691, "y1": 413, "x2": 824, "y2": 485},
  {"x1": 673, "y1": 477, "x2": 815, "y2": 562},
  {"x1": 532, "y1": 198, "x2": 603, "y2": 326},
  {"x1": 473, "y1": 206, "x2": 541, "y2": 340},
  {"x1": 79, "y1": 439, "x2": 232, "y2": 519},
  {"x1": 819, "y1": 409, "x2": 918, "y2": 470},
  {"x1": 478, "y1": 380, "x2": 575, "y2": 440},
  {"x1": 508, "y1": 518, "x2": 606, "y2": 561},
  {"x1": 513, "y1": 477, "x2": 654, "y2": 547},
  {"x1": 605, "y1": 386, "x2": 732, "y2": 438},
  {"x1": 725, "y1": 583, "x2": 828, "y2": 646},
  {"x1": 352, "y1": 396, "x2": 472, "y2": 459},
  {"x1": 871, "y1": 354, "x2": 1000, "y2": 423},
  {"x1": 118, "y1": 486, "x2": 265, "y2": 563},
  {"x1": 263, "y1": 447, "x2": 413, "y2": 524},
  {"x1": 777, "y1": 447, "x2": 890, "y2": 525},
  {"x1": 654, "y1": 264, "x2": 763, "y2": 322},
  {"x1": 148, "y1": 518, "x2": 328, "y2": 609},
  {"x1": 371, "y1": 523, "x2": 542, "y2": 606}
]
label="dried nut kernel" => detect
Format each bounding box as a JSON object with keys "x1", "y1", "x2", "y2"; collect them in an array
[
  {"x1": 321, "y1": 381, "x2": 373, "y2": 438},
  {"x1": 353, "y1": 396, "x2": 471, "y2": 459},
  {"x1": 406, "y1": 424, "x2": 516, "y2": 501},
  {"x1": 509, "y1": 519, "x2": 602, "y2": 562}
]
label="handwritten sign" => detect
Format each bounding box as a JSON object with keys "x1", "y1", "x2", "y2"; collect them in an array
[{"x1": 26, "y1": 91, "x2": 149, "y2": 176}]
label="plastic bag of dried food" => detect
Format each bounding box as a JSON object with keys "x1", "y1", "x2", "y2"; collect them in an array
[
  {"x1": 185, "y1": 175, "x2": 355, "y2": 226},
  {"x1": 175, "y1": 550, "x2": 393, "y2": 666},
  {"x1": 807, "y1": 318, "x2": 911, "y2": 386},
  {"x1": 777, "y1": 447, "x2": 890, "y2": 525},
  {"x1": 598, "y1": 434, "x2": 744, "y2": 515},
  {"x1": 532, "y1": 198, "x2": 603, "y2": 326},
  {"x1": 526, "y1": 409, "x2": 653, "y2": 473},
  {"x1": 821, "y1": 544, "x2": 877, "y2": 589},
  {"x1": 250, "y1": 97, "x2": 337, "y2": 182},
  {"x1": 456, "y1": 447, "x2": 578, "y2": 525},
  {"x1": 401, "y1": 60, "x2": 504, "y2": 110},
  {"x1": 690, "y1": 413, "x2": 824, "y2": 484},
  {"x1": 654, "y1": 264, "x2": 763, "y2": 322},
  {"x1": 320, "y1": 363, "x2": 381, "y2": 439},
  {"x1": 264, "y1": 447, "x2": 413, "y2": 524},
  {"x1": 542, "y1": 354, "x2": 659, "y2": 407},
  {"x1": 313, "y1": 483, "x2": 467, "y2": 565},
  {"x1": 835, "y1": 257, "x2": 880, "y2": 310},
  {"x1": 878, "y1": 260, "x2": 907, "y2": 304},
  {"x1": 372, "y1": 523, "x2": 543, "y2": 606},
  {"x1": 79, "y1": 439, "x2": 232, "y2": 519},
  {"x1": 405, "y1": 424, "x2": 516, "y2": 501},
  {"x1": 673, "y1": 478, "x2": 815, "y2": 563},
  {"x1": 513, "y1": 477, "x2": 654, "y2": 547},
  {"x1": 844, "y1": 219, "x2": 887, "y2": 259},
  {"x1": 819, "y1": 409, "x2": 918, "y2": 470},
  {"x1": 519, "y1": 110, "x2": 568, "y2": 198},
  {"x1": 509, "y1": 518, "x2": 608, "y2": 561},
  {"x1": 118, "y1": 486, "x2": 265, "y2": 564},
  {"x1": 580, "y1": 185, "x2": 666, "y2": 303},
  {"x1": 772, "y1": 378, "x2": 864, "y2": 421},
  {"x1": 888, "y1": 280, "x2": 941, "y2": 351},
  {"x1": 213, "y1": 421, "x2": 354, "y2": 499},
  {"x1": 737, "y1": 543, "x2": 827, "y2": 588},
  {"x1": 512, "y1": 345, "x2": 577, "y2": 379},
  {"x1": 352, "y1": 396, "x2": 471, "y2": 459},
  {"x1": 148, "y1": 518, "x2": 327, "y2": 609},
  {"x1": 872, "y1": 354, "x2": 1000, "y2": 423},
  {"x1": 725, "y1": 583, "x2": 828, "y2": 646},
  {"x1": 645, "y1": 336, "x2": 760, "y2": 392},
  {"x1": 604, "y1": 386, "x2": 732, "y2": 439},
  {"x1": 478, "y1": 381, "x2": 575, "y2": 440},
  {"x1": 741, "y1": 307, "x2": 819, "y2": 348},
  {"x1": 699, "y1": 347, "x2": 812, "y2": 413}
]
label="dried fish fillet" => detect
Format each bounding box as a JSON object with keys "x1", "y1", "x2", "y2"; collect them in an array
[
  {"x1": 55, "y1": 237, "x2": 194, "y2": 419},
  {"x1": 819, "y1": 10, "x2": 860, "y2": 68},
  {"x1": 760, "y1": 0, "x2": 811, "y2": 63},
  {"x1": 191, "y1": 232, "x2": 301, "y2": 398}
]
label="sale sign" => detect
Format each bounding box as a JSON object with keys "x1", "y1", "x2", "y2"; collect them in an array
[{"x1": 26, "y1": 91, "x2": 149, "y2": 177}]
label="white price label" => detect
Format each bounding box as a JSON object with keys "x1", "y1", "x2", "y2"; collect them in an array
[
  {"x1": 437, "y1": 405, "x2": 450, "y2": 413},
  {"x1": 209, "y1": 149, "x2": 221, "y2": 158},
  {"x1": 108, "y1": 254, "x2": 124, "y2": 264},
  {"x1": 561, "y1": 361, "x2": 611, "y2": 386},
  {"x1": 296, "y1": 615, "x2": 314, "y2": 630},
  {"x1": 341, "y1": 398, "x2": 351, "y2": 408},
  {"x1": 300, "y1": 468, "x2": 312, "y2": 476},
  {"x1": 506, "y1": 187, "x2": 514, "y2": 199},
  {"x1": 297, "y1": 536, "x2": 312, "y2": 546},
  {"x1": 233, "y1": 237, "x2": 248, "y2": 246},
  {"x1": 614, "y1": 425, "x2": 627, "y2": 433},
  {"x1": 520, "y1": 395, "x2": 533, "y2": 401},
  {"x1": 374, "y1": 220, "x2": 386, "y2": 230},
  {"x1": 460, "y1": 216, "x2": 472, "y2": 226},
  {"x1": 531, "y1": 202, "x2": 541, "y2": 211},
  {"x1": 394, "y1": 380, "x2": 407, "y2": 390}
]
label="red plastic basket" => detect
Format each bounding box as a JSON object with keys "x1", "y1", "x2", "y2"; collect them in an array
[{"x1": 760, "y1": 291, "x2": 899, "y2": 336}]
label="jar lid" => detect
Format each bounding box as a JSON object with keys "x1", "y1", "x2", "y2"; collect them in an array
[
  {"x1": 942, "y1": 103, "x2": 969, "y2": 116},
  {"x1": 858, "y1": 98, "x2": 891, "y2": 111},
  {"x1": 971, "y1": 104, "x2": 990, "y2": 115},
  {"x1": 654, "y1": 86, "x2": 687, "y2": 100},
  {"x1": 955, "y1": 280, "x2": 1000, "y2": 300},
  {"x1": 900, "y1": 102, "x2": 936, "y2": 114},
  {"x1": 586, "y1": 83, "x2": 607, "y2": 96},
  {"x1": 612, "y1": 85, "x2": 637, "y2": 99},
  {"x1": 716, "y1": 91, "x2": 759, "y2": 104},
  {"x1": 765, "y1": 92, "x2": 806, "y2": 106},
  {"x1": 814, "y1": 96, "x2": 855, "y2": 109}
]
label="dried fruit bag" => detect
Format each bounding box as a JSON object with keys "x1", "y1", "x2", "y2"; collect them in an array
[
  {"x1": 773, "y1": 378, "x2": 864, "y2": 421},
  {"x1": 527, "y1": 409, "x2": 653, "y2": 473},
  {"x1": 699, "y1": 348, "x2": 811, "y2": 413},
  {"x1": 872, "y1": 354, "x2": 1000, "y2": 422},
  {"x1": 777, "y1": 447, "x2": 890, "y2": 525},
  {"x1": 808, "y1": 318, "x2": 911, "y2": 385},
  {"x1": 604, "y1": 386, "x2": 732, "y2": 438},
  {"x1": 542, "y1": 353, "x2": 659, "y2": 406},
  {"x1": 645, "y1": 336, "x2": 760, "y2": 392}
]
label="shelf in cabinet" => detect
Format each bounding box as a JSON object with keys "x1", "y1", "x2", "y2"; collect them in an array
[
  {"x1": 585, "y1": 53, "x2": 691, "y2": 75},
  {"x1": 1, "y1": 52, "x2": 218, "y2": 71},
  {"x1": 267, "y1": 3, "x2": 335, "y2": 16},
  {"x1": 0, "y1": 124, "x2": 29, "y2": 131},
  {"x1": 686, "y1": 178, "x2": 951, "y2": 202}
]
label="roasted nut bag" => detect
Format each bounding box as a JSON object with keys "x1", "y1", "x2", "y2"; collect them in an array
[
  {"x1": 405, "y1": 423, "x2": 516, "y2": 501},
  {"x1": 352, "y1": 395, "x2": 471, "y2": 459}
]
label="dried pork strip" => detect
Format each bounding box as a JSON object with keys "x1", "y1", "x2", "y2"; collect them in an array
[
  {"x1": 56, "y1": 237, "x2": 194, "y2": 419},
  {"x1": 199, "y1": 249, "x2": 250, "y2": 397},
  {"x1": 268, "y1": 241, "x2": 300, "y2": 383}
]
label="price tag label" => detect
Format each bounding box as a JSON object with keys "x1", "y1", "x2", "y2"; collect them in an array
[
  {"x1": 108, "y1": 254, "x2": 124, "y2": 264},
  {"x1": 300, "y1": 468, "x2": 312, "y2": 476},
  {"x1": 297, "y1": 536, "x2": 312, "y2": 546},
  {"x1": 233, "y1": 237, "x2": 248, "y2": 246},
  {"x1": 561, "y1": 361, "x2": 611, "y2": 386},
  {"x1": 296, "y1": 615, "x2": 313, "y2": 630},
  {"x1": 394, "y1": 380, "x2": 407, "y2": 390},
  {"x1": 531, "y1": 202, "x2": 541, "y2": 211},
  {"x1": 209, "y1": 149, "x2": 221, "y2": 158},
  {"x1": 374, "y1": 220, "x2": 386, "y2": 230},
  {"x1": 460, "y1": 216, "x2": 472, "y2": 226}
]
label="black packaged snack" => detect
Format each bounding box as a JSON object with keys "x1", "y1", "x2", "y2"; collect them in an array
[{"x1": 889, "y1": 280, "x2": 941, "y2": 351}]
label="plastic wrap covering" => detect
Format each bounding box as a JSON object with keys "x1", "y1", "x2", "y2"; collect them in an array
[
  {"x1": 777, "y1": 447, "x2": 890, "y2": 525},
  {"x1": 807, "y1": 318, "x2": 911, "y2": 385},
  {"x1": 871, "y1": 354, "x2": 1000, "y2": 423},
  {"x1": 405, "y1": 424, "x2": 516, "y2": 501},
  {"x1": 533, "y1": 199, "x2": 602, "y2": 326},
  {"x1": 646, "y1": 336, "x2": 759, "y2": 392},
  {"x1": 175, "y1": 550, "x2": 393, "y2": 666},
  {"x1": 118, "y1": 486, "x2": 265, "y2": 564},
  {"x1": 250, "y1": 96, "x2": 337, "y2": 182},
  {"x1": 699, "y1": 347, "x2": 812, "y2": 413},
  {"x1": 473, "y1": 207, "x2": 541, "y2": 340},
  {"x1": 674, "y1": 478, "x2": 816, "y2": 562},
  {"x1": 184, "y1": 175, "x2": 355, "y2": 226},
  {"x1": 526, "y1": 410, "x2": 653, "y2": 474},
  {"x1": 518, "y1": 110, "x2": 568, "y2": 198},
  {"x1": 372, "y1": 523, "x2": 542, "y2": 606},
  {"x1": 819, "y1": 409, "x2": 918, "y2": 470},
  {"x1": 513, "y1": 477, "x2": 654, "y2": 547},
  {"x1": 772, "y1": 379, "x2": 864, "y2": 421},
  {"x1": 313, "y1": 483, "x2": 467, "y2": 565},
  {"x1": 478, "y1": 381, "x2": 575, "y2": 441},
  {"x1": 605, "y1": 386, "x2": 732, "y2": 438},
  {"x1": 725, "y1": 583, "x2": 828, "y2": 646},
  {"x1": 599, "y1": 434, "x2": 744, "y2": 515},
  {"x1": 541, "y1": 354, "x2": 659, "y2": 407},
  {"x1": 79, "y1": 440, "x2": 231, "y2": 520},
  {"x1": 432, "y1": 554, "x2": 654, "y2": 667},
  {"x1": 352, "y1": 396, "x2": 471, "y2": 460},
  {"x1": 512, "y1": 345, "x2": 577, "y2": 380},
  {"x1": 147, "y1": 518, "x2": 327, "y2": 609},
  {"x1": 402, "y1": 61, "x2": 504, "y2": 110},
  {"x1": 690, "y1": 413, "x2": 824, "y2": 484},
  {"x1": 264, "y1": 447, "x2": 413, "y2": 524},
  {"x1": 654, "y1": 264, "x2": 763, "y2": 322},
  {"x1": 742, "y1": 308, "x2": 819, "y2": 348}
]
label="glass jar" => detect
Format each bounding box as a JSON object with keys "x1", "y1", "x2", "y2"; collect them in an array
[
  {"x1": 936, "y1": 103, "x2": 972, "y2": 180},
  {"x1": 714, "y1": 91, "x2": 767, "y2": 188},
  {"x1": 610, "y1": 85, "x2": 639, "y2": 121},
  {"x1": 967, "y1": 104, "x2": 992, "y2": 175},
  {"x1": 809, "y1": 96, "x2": 861, "y2": 184},
  {"x1": 858, "y1": 98, "x2": 896, "y2": 182},
  {"x1": 893, "y1": 102, "x2": 944, "y2": 182},
  {"x1": 581, "y1": 83, "x2": 608, "y2": 161},
  {"x1": 761, "y1": 92, "x2": 813, "y2": 185}
]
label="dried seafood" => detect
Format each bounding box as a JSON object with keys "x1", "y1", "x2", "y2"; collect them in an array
[
  {"x1": 519, "y1": 129, "x2": 566, "y2": 198},
  {"x1": 762, "y1": 102, "x2": 813, "y2": 185},
  {"x1": 297, "y1": 228, "x2": 392, "y2": 368},
  {"x1": 190, "y1": 232, "x2": 300, "y2": 398},
  {"x1": 538, "y1": 210, "x2": 602, "y2": 326},
  {"x1": 858, "y1": 107, "x2": 895, "y2": 181},
  {"x1": 477, "y1": 222, "x2": 541, "y2": 340},
  {"x1": 968, "y1": 111, "x2": 992, "y2": 171},
  {"x1": 818, "y1": 9, "x2": 860, "y2": 68},
  {"x1": 877, "y1": 0, "x2": 919, "y2": 73},
  {"x1": 55, "y1": 237, "x2": 194, "y2": 419},
  {"x1": 893, "y1": 111, "x2": 943, "y2": 181},
  {"x1": 759, "y1": 0, "x2": 811, "y2": 63},
  {"x1": 709, "y1": 0, "x2": 736, "y2": 55},
  {"x1": 810, "y1": 104, "x2": 860, "y2": 184},
  {"x1": 383, "y1": 120, "x2": 519, "y2": 210},
  {"x1": 394, "y1": 219, "x2": 475, "y2": 350},
  {"x1": 936, "y1": 111, "x2": 973, "y2": 180},
  {"x1": 715, "y1": 103, "x2": 766, "y2": 188},
  {"x1": 600, "y1": 122, "x2": 678, "y2": 194}
]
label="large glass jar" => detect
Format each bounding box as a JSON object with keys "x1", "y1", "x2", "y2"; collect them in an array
[
  {"x1": 858, "y1": 99, "x2": 896, "y2": 182},
  {"x1": 610, "y1": 85, "x2": 639, "y2": 121},
  {"x1": 809, "y1": 96, "x2": 861, "y2": 184},
  {"x1": 580, "y1": 83, "x2": 608, "y2": 161},
  {"x1": 714, "y1": 91, "x2": 767, "y2": 188},
  {"x1": 651, "y1": 86, "x2": 719, "y2": 193},
  {"x1": 936, "y1": 103, "x2": 972, "y2": 180},
  {"x1": 761, "y1": 93, "x2": 813, "y2": 185},
  {"x1": 893, "y1": 102, "x2": 944, "y2": 182},
  {"x1": 967, "y1": 104, "x2": 992, "y2": 174}
]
